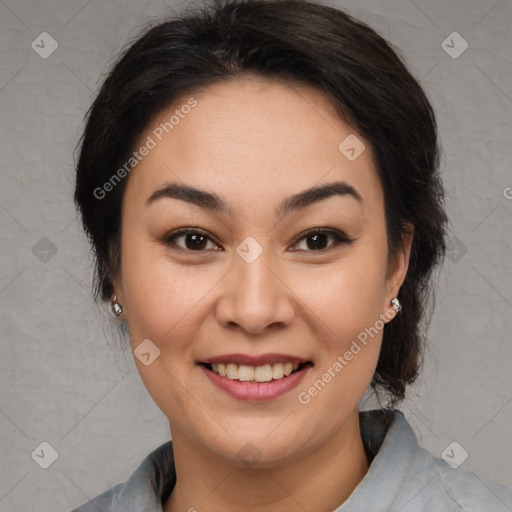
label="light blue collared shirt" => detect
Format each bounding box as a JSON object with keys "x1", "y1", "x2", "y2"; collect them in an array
[{"x1": 71, "y1": 409, "x2": 512, "y2": 511}]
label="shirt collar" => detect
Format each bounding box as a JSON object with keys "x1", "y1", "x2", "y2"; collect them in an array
[{"x1": 334, "y1": 409, "x2": 420, "y2": 511}]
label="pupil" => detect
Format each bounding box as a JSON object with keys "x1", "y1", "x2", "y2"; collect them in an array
[
  {"x1": 307, "y1": 234, "x2": 327, "y2": 250},
  {"x1": 186, "y1": 233, "x2": 207, "y2": 250}
]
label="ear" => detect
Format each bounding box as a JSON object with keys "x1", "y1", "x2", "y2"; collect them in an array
[{"x1": 385, "y1": 223, "x2": 414, "y2": 302}]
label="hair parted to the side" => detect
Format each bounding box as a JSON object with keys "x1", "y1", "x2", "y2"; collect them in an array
[{"x1": 74, "y1": 0, "x2": 448, "y2": 406}]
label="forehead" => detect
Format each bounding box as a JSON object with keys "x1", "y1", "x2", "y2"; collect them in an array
[{"x1": 124, "y1": 76, "x2": 383, "y2": 216}]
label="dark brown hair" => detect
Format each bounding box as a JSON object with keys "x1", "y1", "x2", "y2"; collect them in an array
[{"x1": 74, "y1": 0, "x2": 447, "y2": 405}]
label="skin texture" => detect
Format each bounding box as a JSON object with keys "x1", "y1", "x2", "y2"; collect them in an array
[{"x1": 112, "y1": 76, "x2": 413, "y2": 511}]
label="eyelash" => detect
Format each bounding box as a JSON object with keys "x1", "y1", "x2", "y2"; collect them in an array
[{"x1": 160, "y1": 227, "x2": 354, "y2": 253}]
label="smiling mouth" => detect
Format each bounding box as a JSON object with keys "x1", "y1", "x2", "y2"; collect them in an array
[{"x1": 201, "y1": 361, "x2": 313, "y2": 383}]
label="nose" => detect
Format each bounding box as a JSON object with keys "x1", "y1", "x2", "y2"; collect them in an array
[{"x1": 215, "y1": 247, "x2": 296, "y2": 335}]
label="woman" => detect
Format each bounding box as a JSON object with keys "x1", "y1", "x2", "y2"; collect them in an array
[{"x1": 71, "y1": 0, "x2": 512, "y2": 510}]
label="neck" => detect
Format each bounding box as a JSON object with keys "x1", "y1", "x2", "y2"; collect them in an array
[{"x1": 163, "y1": 410, "x2": 369, "y2": 512}]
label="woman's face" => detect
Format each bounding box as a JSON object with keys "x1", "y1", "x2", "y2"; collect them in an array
[{"x1": 115, "y1": 76, "x2": 411, "y2": 466}]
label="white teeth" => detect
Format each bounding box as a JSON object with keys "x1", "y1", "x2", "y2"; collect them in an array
[
  {"x1": 238, "y1": 365, "x2": 255, "y2": 381},
  {"x1": 208, "y1": 362, "x2": 301, "y2": 382},
  {"x1": 226, "y1": 363, "x2": 238, "y2": 379},
  {"x1": 254, "y1": 364, "x2": 273, "y2": 382},
  {"x1": 272, "y1": 363, "x2": 284, "y2": 379}
]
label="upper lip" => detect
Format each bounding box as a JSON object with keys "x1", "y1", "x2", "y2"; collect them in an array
[{"x1": 200, "y1": 353, "x2": 311, "y2": 366}]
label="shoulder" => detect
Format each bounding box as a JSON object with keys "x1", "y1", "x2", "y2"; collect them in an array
[
  {"x1": 69, "y1": 440, "x2": 176, "y2": 512},
  {"x1": 70, "y1": 483, "x2": 122, "y2": 512},
  {"x1": 389, "y1": 411, "x2": 512, "y2": 511},
  {"x1": 348, "y1": 410, "x2": 512, "y2": 512},
  {"x1": 427, "y1": 454, "x2": 512, "y2": 511}
]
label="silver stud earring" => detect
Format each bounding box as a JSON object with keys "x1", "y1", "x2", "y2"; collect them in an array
[
  {"x1": 391, "y1": 297, "x2": 401, "y2": 313},
  {"x1": 111, "y1": 294, "x2": 124, "y2": 317}
]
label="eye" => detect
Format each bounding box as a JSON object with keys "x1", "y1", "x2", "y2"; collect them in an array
[
  {"x1": 291, "y1": 228, "x2": 354, "y2": 252},
  {"x1": 161, "y1": 228, "x2": 221, "y2": 252}
]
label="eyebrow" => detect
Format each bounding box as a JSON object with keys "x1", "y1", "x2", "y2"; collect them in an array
[{"x1": 145, "y1": 180, "x2": 363, "y2": 219}]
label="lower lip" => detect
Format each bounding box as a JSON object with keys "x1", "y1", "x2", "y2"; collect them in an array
[{"x1": 200, "y1": 364, "x2": 312, "y2": 402}]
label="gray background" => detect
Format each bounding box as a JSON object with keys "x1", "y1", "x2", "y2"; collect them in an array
[{"x1": 0, "y1": 0, "x2": 511, "y2": 510}]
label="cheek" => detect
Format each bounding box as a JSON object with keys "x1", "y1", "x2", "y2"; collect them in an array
[
  {"x1": 119, "y1": 242, "x2": 211, "y2": 420},
  {"x1": 119, "y1": 235, "x2": 206, "y2": 346},
  {"x1": 292, "y1": 245, "x2": 388, "y2": 405},
  {"x1": 298, "y1": 250, "x2": 388, "y2": 338},
  {"x1": 295, "y1": 262, "x2": 386, "y2": 419},
  {"x1": 125, "y1": 276, "x2": 210, "y2": 350}
]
